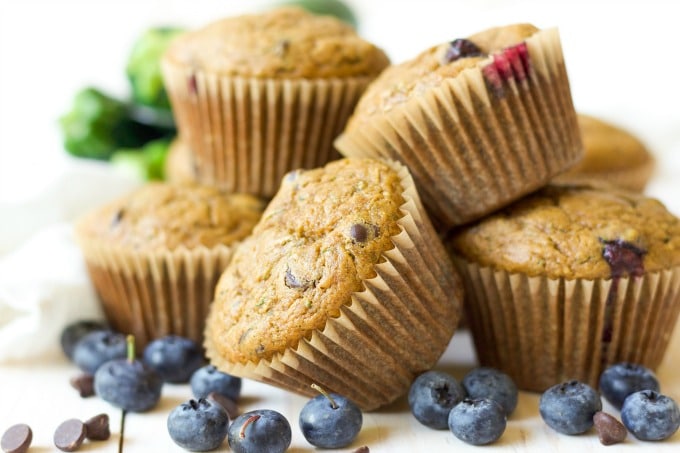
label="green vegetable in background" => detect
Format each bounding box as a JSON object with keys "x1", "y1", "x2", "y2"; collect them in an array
[
  {"x1": 126, "y1": 26, "x2": 186, "y2": 110},
  {"x1": 274, "y1": 0, "x2": 358, "y2": 28},
  {"x1": 110, "y1": 137, "x2": 172, "y2": 181},
  {"x1": 59, "y1": 87, "x2": 172, "y2": 160}
]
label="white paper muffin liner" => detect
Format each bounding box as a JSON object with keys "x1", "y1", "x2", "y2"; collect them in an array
[
  {"x1": 78, "y1": 241, "x2": 234, "y2": 349},
  {"x1": 204, "y1": 160, "x2": 463, "y2": 410},
  {"x1": 454, "y1": 259, "x2": 680, "y2": 392},
  {"x1": 335, "y1": 28, "x2": 583, "y2": 229},
  {"x1": 162, "y1": 60, "x2": 371, "y2": 199}
]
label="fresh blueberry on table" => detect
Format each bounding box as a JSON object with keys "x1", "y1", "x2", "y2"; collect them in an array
[
  {"x1": 599, "y1": 362, "x2": 660, "y2": 410},
  {"x1": 448, "y1": 398, "x2": 506, "y2": 445},
  {"x1": 94, "y1": 335, "x2": 163, "y2": 412},
  {"x1": 408, "y1": 370, "x2": 465, "y2": 429},
  {"x1": 227, "y1": 409, "x2": 291, "y2": 453},
  {"x1": 191, "y1": 365, "x2": 242, "y2": 401},
  {"x1": 462, "y1": 367, "x2": 518, "y2": 416},
  {"x1": 299, "y1": 384, "x2": 363, "y2": 448},
  {"x1": 167, "y1": 398, "x2": 229, "y2": 451},
  {"x1": 621, "y1": 390, "x2": 680, "y2": 441},
  {"x1": 60, "y1": 319, "x2": 108, "y2": 360},
  {"x1": 539, "y1": 380, "x2": 602, "y2": 435},
  {"x1": 142, "y1": 335, "x2": 205, "y2": 383},
  {"x1": 72, "y1": 330, "x2": 127, "y2": 374}
]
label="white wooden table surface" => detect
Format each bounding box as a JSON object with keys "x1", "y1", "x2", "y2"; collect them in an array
[{"x1": 1, "y1": 326, "x2": 678, "y2": 452}]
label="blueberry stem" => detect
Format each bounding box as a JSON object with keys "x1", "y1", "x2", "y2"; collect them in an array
[
  {"x1": 239, "y1": 414, "x2": 261, "y2": 439},
  {"x1": 126, "y1": 335, "x2": 135, "y2": 363},
  {"x1": 311, "y1": 383, "x2": 338, "y2": 409}
]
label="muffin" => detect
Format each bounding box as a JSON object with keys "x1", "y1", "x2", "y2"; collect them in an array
[
  {"x1": 204, "y1": 158, "x2": 463, "y2": 410},
  {"x1": 447, "y1": 182, "x2": 680, "y2": 392},
  {"x1": 554, "y1": 114, "x2": 656, "y2": 191},
  {"x1": 164, "y1": 137, "x2": 197, "y2": 184},
  {"x1": 162, "y1": 7, "x2": 390, "y2": 198},
  {"x1": 75, "y1": 183, "x2": 264, "y2": 347},
  {"x1": 335, "y1": 23, "x2": 583, "y2": 229}
]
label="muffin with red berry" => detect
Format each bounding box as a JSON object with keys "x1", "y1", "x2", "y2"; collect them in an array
[
  {"x1": 446, "y1": 181, "x2": 680, "y2": 392},
  {"x1": 335, "y1": 23, "x2": 583, "y2": 230}
]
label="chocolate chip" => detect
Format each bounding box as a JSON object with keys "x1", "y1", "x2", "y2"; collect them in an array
[
  {"x1": 207, "y1": 391, "x2": 240, "y2": 420},
  {"x1": 69, "y1": 373, "x2": 95, "y2": 398},
  {"x1": 54, "y1": 419, "x2": 86, "y2": 452},
  {"x1": 284, "y1": 268, "x2": 314, "y2": 290},
  {"x1": 349, "y1": 223, "x2": 368, "y2": 242},
  {"x1": 274, "y1": 39, "x2": 290, "y2": 57},
  {"x1": 353, "y1": 447, "x2": 370, "y2": 453},
  {"x1": 443, "y1": 38, "x2": 484, "y2": 64},
  {"x1": 84, "y1": 413, "x2": 110, "y2": 441},
  {"x1": 349, "y1": 223, "x2": 379, "y2": 243},
  {"x1": 110, "y1": 208, "x2": 125, "y2": 227},
  {"x1": 1, "y1": 423, "x2": 32, "y2": 453},
  {"x1": 594, "y1": 411, "x2": 627, "y2": 446}
]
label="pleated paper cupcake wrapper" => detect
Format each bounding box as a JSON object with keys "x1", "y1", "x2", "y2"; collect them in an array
[
  {"x1": 454, "y1": 259, "x2": 680, "y2": 392},
  {"x1": 162, "y1": 61, "x2": 371, "y2": 199},
  {"x1": 335, "y1": 27, "x2": 583, "y2": 229},
  {"x1": 79, "y1": 241, "x2": 234, "y2": 349},
  {"x1": 205, "y1": 160, "x2": 463, "y2": 411}
]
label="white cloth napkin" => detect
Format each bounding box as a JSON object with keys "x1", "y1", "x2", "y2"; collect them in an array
[{"x1": 0, "y1": 161, "x2": 141, "y2": 363}]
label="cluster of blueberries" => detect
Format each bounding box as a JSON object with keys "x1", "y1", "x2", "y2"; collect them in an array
[
  {"x1": 408, "y1": 363, "x2": 680, "y2": 445},
  {"x1": 61, "y1": 320, "x2": 364, "y2": 452}
]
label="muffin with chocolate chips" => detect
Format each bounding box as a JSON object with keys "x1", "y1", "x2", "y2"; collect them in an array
[
  {"x1": 446, "y1": 181, "x2": 680, "y2": 392},
  {"x1": 74, "y1": 183, "x2": 264, "y2": 347},
  {"x1": 204, "y1": 158, "x2": 463, "y2": 410},
  {"x1": 335, "y1": 23, "x2": 583, "y2": 230},
  {"x1": 161, "y1": 7, "x2": 389, "y2": 198}
]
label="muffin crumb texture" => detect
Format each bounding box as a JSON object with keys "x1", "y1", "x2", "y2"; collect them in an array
[
  {"x1": 209, "y1": 159, "x2": 405, "y2": 364},
  {"x1": 450, "y1": 183, "x2": 680, "y2": 279},
  {"x1": 164, "y1": 7, "x2": 389, "y2": 78},
  {"x1": 76, "y1": 183, "x2": 265, "y2": 252}
]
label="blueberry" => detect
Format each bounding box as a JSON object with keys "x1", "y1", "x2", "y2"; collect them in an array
[
  {"x1": 448, "y1": 398, "x2": 506, "y2": 445},
  {"x1": 72, "y1": 330, "x2": 127, "y2": 374},
  {"x1": 462, "y1": 367, "x2": 518, "y2": 416},
  {"x1": 227, "y1": 409, "x2": 291, "y2": 453},
  {"x1": 167, "y1": 398, "x2": 228, "y2": 451},
  {"x1": 60, "y1": 320, "x2": 108, "y2": 360},
  {"x1": 299, "y1": 391, "x2": 362, "y2": 448},
  {"x1": 621, "y1": 390, "x2": 680, "y2": 441},
  {"x1": 599, "y1": 362, "x2": 660, "y2": 410},
  {"x1": 94, "y1": 357, "x2": 163, "y2": 412},
  {"x1": 408, "y1": 370, "x2": 465, "y2": 429},
  {"x1": 191, "y1": 365, "x2": 242, "y2": 401},
  {"x1": 539, "y1": 380, "x2": 602, "y2": 435},
  {"x1": 143, "y1": 335, "x2": 205, "y2": 383},
  {"x1": 443, "y1": 38, "x2": 484, "y2": 63}
]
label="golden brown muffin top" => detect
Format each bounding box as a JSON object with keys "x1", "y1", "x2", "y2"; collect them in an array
[
  {"x1": 75, "y1": 183, "x2": 264, "y2": 252},
  {"x1": 350, "y1": 23, "x2": 538, "y2": 118},
  {"x1": 208, "y1": 158, "x2": 405, "y2": 364},
  {"x1": 568, "y1": 114, "x2": 654, "y2": 173},
  {"x1": 449, "y1": 183, "x2": 680, "y2": 280},
  {"x1": 163, "y1": 7, "x2": 390, "y2": 78}
]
